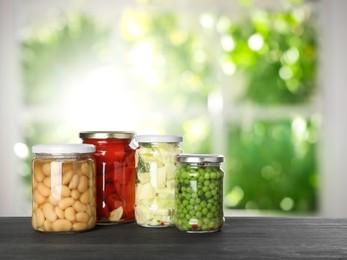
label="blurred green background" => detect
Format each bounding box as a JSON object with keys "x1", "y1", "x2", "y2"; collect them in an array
[{"x1": 21, "y1": 0, "x2": 318, "y2": 214}]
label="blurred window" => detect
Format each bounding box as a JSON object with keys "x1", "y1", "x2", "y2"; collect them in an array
[{"x1": 18, "y1": 0, "x2": 318, "y2": 215}]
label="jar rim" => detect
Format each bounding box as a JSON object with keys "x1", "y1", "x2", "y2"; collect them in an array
[
  {"x1": 79, "y1": 131, "x2": 136, "y2": 139},
  {"x1": 32, "y1": 144, "x2": 95, "y2": 154},
  {"x1": 134, "y1": 135, "x2": 183, "y2": 143},
  {"x1": 177, "y1": 154, "x2": 224, "y2": 163}
]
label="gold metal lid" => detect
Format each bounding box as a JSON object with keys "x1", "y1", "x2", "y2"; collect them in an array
[{"x1": 79, "y1": 131, "x2": 136, "y2": 139}]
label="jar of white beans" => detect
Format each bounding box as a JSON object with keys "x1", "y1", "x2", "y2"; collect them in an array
[{"x1": 31, "y1": 144, "x2": 96, "y2": 233}]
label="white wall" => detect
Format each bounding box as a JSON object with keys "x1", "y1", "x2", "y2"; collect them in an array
[
  {"x1": 0, "y1": 0, "x2": 27, "y2": 215},
  {"x1": 1, "y1": 0, "x2": 347, "y2": 217},
  {"x1": 320, "y1": 0, "x2": 347, "y2": 217}
]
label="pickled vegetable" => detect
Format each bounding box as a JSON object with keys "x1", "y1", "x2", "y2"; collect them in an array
[
  {"x1": 134, "y1": 136, "x2": 182, "y2": 227},
  {"x1": 80, "y1": 132, "x2": 136, "y2": 224},
  {"x1": 175, "y1": 155, "x2": 224, "y2": 233},
  {"x1": 32, "y1": 158, "x2": 96, "y2": 233}
]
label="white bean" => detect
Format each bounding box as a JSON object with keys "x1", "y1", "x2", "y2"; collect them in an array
[
  {"x1": 55, "y1": 206, "x2": 64, "y2": 219},
  {"x1": 68, "y1": 175, "x2": 79, "y2": 190},
  {"x1": 71, "y1": 189, "x2": 80, "y2": 200},
  {"x1": 44, "y1": 220, "x2": 52, "y2": 231},
  {"x1": 42, "y1": 203, "x2": 57, "y2": 222},
  {"x1": 59, "y1": 197, "x2": 74, "y2": 210},
  {"x1": 34, "y1": 208, "x2": 45, "y2": 228},
  {"x1": 52, "y1": 219, "x2": 72, "y2": 232},
  {"x1": 62, "y1": 170, "x2": 73, "y2": 185},
  {"x1": 80, "y1": 191, "x2": 90, "y2": 204},
  {"x1": 33, "y1": 190, "x2": 45, "y2": 205},
  {"x1": 77, "y1": 175, "x2": 88, "y2": 193},
  {"x1": 37, "y1": 183, "x2": 50, "y2": 197},
  {"x1": 73, "y1": 222, "x2": 88, "y2": 231},
  {"x1": 76, "y1": 212, "x2": 89, "y2": 223},
  {"x1": 64, "y1": 207, "x2": 76, "y2": 222},
  {"x1": 42, "y1": 163, "x2": 51, "y2": 176},
  {"x1": 73, "y1": 200, "x2": 87, "y2": 212},
  {"x1": 34, "y1": 165, "x2": 45, "y2": 183},
  {"x1": 43, "y1": 176, "x2": 51, "y2": 188}
]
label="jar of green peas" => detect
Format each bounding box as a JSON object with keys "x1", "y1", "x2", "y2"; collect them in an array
[{"x1": 175, "y1": 154, "x2": 225, "y2": 233}]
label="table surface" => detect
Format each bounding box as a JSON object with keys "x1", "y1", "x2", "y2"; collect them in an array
[{"x1": 1, "y1": 217, "x2": 347, "y2": 259}]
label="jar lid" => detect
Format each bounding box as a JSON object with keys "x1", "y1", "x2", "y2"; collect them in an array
[
  {"x1": 177, "y1": 154, "x2": 224, "y2": 163},
  {"x1": 79, "y1": 131, "x2": 136, "y2": 139},
  {"x1": 32, "y1": 144, "x2": 96, "y2": 154},
  {"x1": 135, "y1": 135, "x2": 183, "y2": 143}
]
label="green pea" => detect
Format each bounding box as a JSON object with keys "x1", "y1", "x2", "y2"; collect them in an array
[
  {"x1": 211, "y1": 205, "x2": 217, "y2": 213},
  {"x1": 204, "y1": 172, "x2": 211, "y2": 180},
  {"x1": 210, "y1": 172, "x2": 217, "y2": 180},
  {"x1": 194, "y1": 205, "x2": 201, "y2": 211}
]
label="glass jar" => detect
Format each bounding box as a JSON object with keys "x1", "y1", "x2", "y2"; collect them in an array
[
  {"x1": 79, "y1": 131, "x2": 136, "y2": 224},
  {"x1": 132, "y1": 135, "x2": 183, "y2": 227},
  {"x1": 31, "y1": 144, "x2": 96, "y2": 233},
  {"x1": 175, "y1": 154, "x2": 225, "y2": 233}
]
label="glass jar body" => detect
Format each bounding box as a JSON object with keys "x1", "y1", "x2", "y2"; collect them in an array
[
  {"x1": 32, "y1": 153, "x2": 96, "y2": 233},
  {"x1": 175, "y1": 161, "x2": 224, "y2": 233},
  {"x1": 135, "y1": 141, "x2": 182, "y2": 227},
  {"x1": 81, "y1": 135, "x2": 136, "y2": 224}
]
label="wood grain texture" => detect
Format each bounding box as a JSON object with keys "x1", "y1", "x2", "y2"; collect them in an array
[{"x1": 1, "y1": 217, "x2": 347, "y2": 259}]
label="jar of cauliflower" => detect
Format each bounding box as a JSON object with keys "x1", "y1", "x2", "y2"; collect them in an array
[
  {"x1": 31, "y1": 144, "x2": 96, "y2": 233},
  {"x1": 133, "y1": 135, "x2": 183, "y2": 227}
]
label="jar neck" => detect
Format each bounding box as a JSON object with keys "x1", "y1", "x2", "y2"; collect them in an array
[
  {"x1": 34, "y1": 153, "x2": 92, "y2": 159},
  {"x1": 82, "y1": 138, "x2": 131, "y2": 146},
  {"x1": 180, "y1": 162, "x2": 222, "y2": 167},
  {"x1": 139, "y1": 142, "x2": 181, "y2": 147}
]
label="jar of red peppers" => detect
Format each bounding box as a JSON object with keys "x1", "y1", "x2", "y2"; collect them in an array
[{"x1": 79, "y1": 131, "x2": 136, "y2": 224}]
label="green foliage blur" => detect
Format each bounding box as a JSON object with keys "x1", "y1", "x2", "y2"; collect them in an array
[
  {"x1": 223, "y1": 8, "x2": 317, "y2": 104},
  {"x1": 225, "y1": 119, "x2": 318, "y2": 212},
  {"x1": 20, "y1": 1, "x2": 318, "y2": 214}
]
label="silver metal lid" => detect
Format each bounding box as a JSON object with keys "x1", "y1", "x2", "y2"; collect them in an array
[
  {"x1": 79, "y1": 131, "x2": 136, "y2": 139},
  {"x1": 135, "y1": 135, "x2": 183, "y2": 143},
  {"x1": 177, "y1": 154, "x2": 224, "y2": 163}
]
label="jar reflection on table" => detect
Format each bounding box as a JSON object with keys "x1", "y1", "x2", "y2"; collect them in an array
[
  {"x1": 79, "y1": 131, "x2": 136, "y2": 224},
  {"x1": 175, "y1": 154, "x2": 225, "y2": 233},
  {"x1": 133, "y1": 135, "x2": 183, "y2": 227},
  {"x1": 31, "y1": 144, "x2": 97, "y2": 233}
]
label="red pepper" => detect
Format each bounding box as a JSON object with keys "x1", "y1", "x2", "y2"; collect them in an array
[
  {"x1": 97, "y1": 198, "x2": 110, "y2": 219},
  {"x1": 106, "y1": 193, "x2": 123, "y2": 210}
]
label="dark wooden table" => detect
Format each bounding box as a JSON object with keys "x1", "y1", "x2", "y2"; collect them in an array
[{"x1": 1, "y1": 217, "x2": 347, "y2": 259}]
